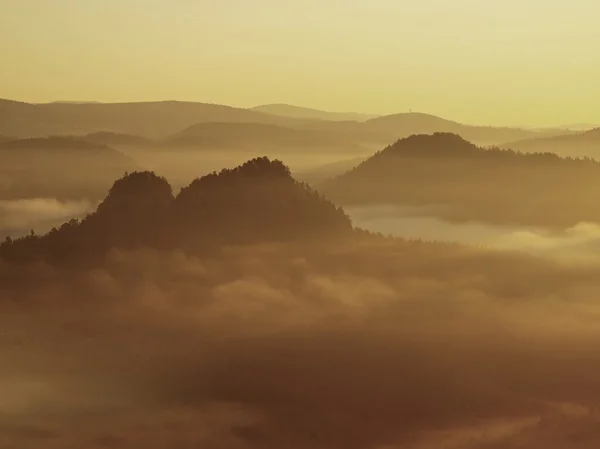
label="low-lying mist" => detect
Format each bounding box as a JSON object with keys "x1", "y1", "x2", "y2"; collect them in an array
[
  {"x1": 0, "y1": 198, "x2": 95, "y2": 238},
  {"x1": 2, "y1": 240, "x2": 600, "y2": 448},
  {"x1": 348, "y1": 204, "x2": 600, "y2": 264}
]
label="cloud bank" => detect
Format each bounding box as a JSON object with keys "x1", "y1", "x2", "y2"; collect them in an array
[{"x1": 2, "y1": 240, "x2": 600, "y2": 447}]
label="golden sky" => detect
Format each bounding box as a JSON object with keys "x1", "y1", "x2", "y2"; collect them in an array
[{"x1": 1, "y1": 0, "x2": 599, "y2": 126}]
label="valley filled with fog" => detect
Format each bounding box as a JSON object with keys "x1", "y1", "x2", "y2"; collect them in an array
[
  {"x1": 10, "y1": 196, "x2": 600, "y2": 266},
  {"x1": 4, "y1": 0, "x2": 600, "y2": 444},
  {"x1": 2, "y1": 99, "x2": 600, "y2": 448}
]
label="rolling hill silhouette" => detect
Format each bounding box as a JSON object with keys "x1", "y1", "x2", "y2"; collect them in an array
[
  {"x1": 0, "y1": 99, "x2": 309, "y2": 139},
  {"x1": 0, "y1": 136, "x2": 127, "y2": 152},
  {"x1": 321, "y1": 132, "x2": 600, "y2": 227},
  {"x1": 1, "y1": 99, "x2": 560, "y2": 147},
  {"x1": 362, "y1": 112, "x2": 561, "y2": 146},
  {"x1": 0, "y1": 137, "x2": 139, "y2": 200},
  {"x1": 81, "y1": 131, "x2": 153, "y2": 147},
  {"x1": 251, "y1": 104, "x2": 377, "y2": 122},
  {"x1": 503, "y1": 127, "x2": 600, "y2": 159},
  {"x1": 294, "y1": 156, "x2": 366, "y2": 184},
  {"x1": 161, "y1": 122, "x2": 364, "y2": 153},
  {"x1": 0, "y1": 157, "x2": 351, "y2": 264},
  {"x1": 554, "y1": 123, "x2": 599, "y2": 131}
]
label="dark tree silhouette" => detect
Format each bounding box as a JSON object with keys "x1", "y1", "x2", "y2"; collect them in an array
[{"x1": 0, "y1": 158, "x2": 352, "y2": 265}]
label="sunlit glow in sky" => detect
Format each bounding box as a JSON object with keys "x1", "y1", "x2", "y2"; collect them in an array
[{"x1": 1, "y1": 0, "x2": 599, "y2": 126}]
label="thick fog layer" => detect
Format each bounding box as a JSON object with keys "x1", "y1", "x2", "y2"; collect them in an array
[{"x1": 2, "y1": 241, "x2": 600, "y2": 448}]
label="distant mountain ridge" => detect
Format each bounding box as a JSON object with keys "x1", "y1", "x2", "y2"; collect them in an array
[
  {"x1": 502, "y1": 127, "x2": 600, "y2": 159},
  {"x1": 555, "y1": 123, "x2": 599, "y2": 131},
  {"x1": 0, "y1": 137, "x2": 139, "y2": 200},
  {"x1": 362, "y1": 112, "x2": 564, "y2": 146},
  {"x1": 0, "y1": 99, "x2": 303, "y2": 139},
  {"x1": 81, "y1": 131, "x2": 153, "y2": 147},
  {"x1": 0, "y1": 98, "x2": 566, "y2": 147},
  {"x1": 162, "y1": 122, "x2": 364, "y2": 152},
  {"x1": 47, "y1": 101, "x2": 103, "y2": 105},
  {"x1": 251, "y1": 104, "x2": 378, "y2": 122},
  {"x1": 0, "y1": 136, "x2": 116, "y2": 152}
]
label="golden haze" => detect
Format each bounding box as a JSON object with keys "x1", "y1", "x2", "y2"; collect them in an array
[{"x1": 1, "y1": 0, "x2": 599, "y2": 126}]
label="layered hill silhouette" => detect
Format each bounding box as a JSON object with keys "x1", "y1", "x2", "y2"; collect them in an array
[
  {"x1": 251, "y1": 104, "x2": 377, "y2": 122},
  {"x1": 1, "y1": 99, "x2": 564, "y2": 147},
  {"x1": 362, "y1": 112, "x2": 563, "y2": 146},
  {"x1": 0, "y1": 137, "x2": 139, "y2": 200},
  {"x1": 0, "y1": 157, "x2": 352, "y2": 264},
  {"x1": 0, "y1": 99, "x2": 307, "y2": 139},
  {"x1": 321, "y1": 133, "x2": 600, "y2": 227},
  {"x1": 80, "y1": 131, "x2": 153, "y2": 147},
  {"x1": 294, "y1": 156, "x2": 366, "y2": 184},
  {"x1": 503, "y1": 127, "x2": 600, "y2": 159},
  {"x1": 161, "y1": 122, "x2": 364, "y2": 153}
]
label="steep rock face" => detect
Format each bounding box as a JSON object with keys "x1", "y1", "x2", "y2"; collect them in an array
[{"x1": 0, "y1": 158, "x2": 352, "y2": 264}]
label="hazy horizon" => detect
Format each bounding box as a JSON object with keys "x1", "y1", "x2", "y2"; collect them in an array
[
  {"x1": 2, "y1": 97, "x2": 598, "y2": 130},
  {"x1": 2, "y1": 0, "x2": 599, "y2": 127},
  {"x1": 4, "y1": 2, "x2": 600, "y2": 447}
]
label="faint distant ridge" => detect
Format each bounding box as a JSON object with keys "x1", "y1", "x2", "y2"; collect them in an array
[
  {"x1": 555, "y1": 123, "x2": 599, "y2": 131},
  {"x1": 161, "y1": 121, "x2": 362, "y2": 152},
  {"x1": 365, "y1": 112, "x2": 459, "y2": 129},
  {"x1": 251, "y1": 103, "x2": 378, "y2": 122},
  {"x1": 501, "y1": 126, "x2": 600, "y2": 159},
  {"x1": 0, "y1": 157, "x2": 352, "y2": 264},
  {"x1": 508, "y1": 126, "x2": 600, "y2": 144},
  {"x1": 82, "y1": 131, "x2": 152, "y2": 147},
  {"x1": 362, "y1": 113, "x2": 563, "y2": 146},
  {"x1": 0, "y1": 137, "x2": 139, "y2": 200},
  {"x1": 0, "y1": 136, "x2": 113, "y2": 152},
  {"x1": 47, "y1": 101, "x2": 104, "y2": 105}
]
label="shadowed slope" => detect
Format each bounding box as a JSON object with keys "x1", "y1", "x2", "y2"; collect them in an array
[{"x1": 321, "y1": 133, "x2": 600, "y2": 227}]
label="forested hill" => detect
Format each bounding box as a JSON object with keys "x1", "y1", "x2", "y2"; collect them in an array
[
  {"x1": 0, "y1": 157, "x2": 351, "y2": 265},
  {"x1": 321, "y1": 133, "x2": 600, "y2": 227}
]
